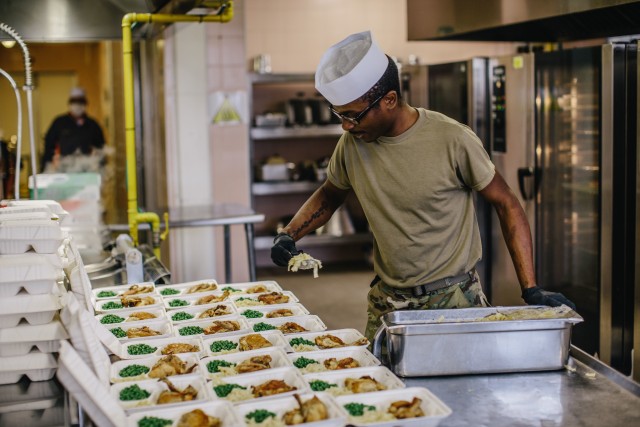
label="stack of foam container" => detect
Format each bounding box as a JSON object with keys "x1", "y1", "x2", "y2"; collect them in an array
[{"x1": 0, "y1": 200, "x2": 69, "y2": 387}]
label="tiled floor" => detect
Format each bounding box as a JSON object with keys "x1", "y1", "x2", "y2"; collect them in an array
[{"x1": 256, "y1": 261, "x2": 374, "y2": 334}]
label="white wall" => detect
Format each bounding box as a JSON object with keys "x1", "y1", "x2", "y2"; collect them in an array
[{"x1": 244, "y1": 0, "x2": 519, "y2": 73}]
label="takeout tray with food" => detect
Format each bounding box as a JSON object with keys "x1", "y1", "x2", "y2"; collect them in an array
[
  {"x1": 91, "y1": 283, "x2": 157, "y2": 300},
  {"x1": 111, "y1": 374, "x2": 210, "y2": 412},
  {"x1": 162, "y1": 291, "x2": 233, "y2": 311},
  {"x1": 288, "y1": 347, "x2": 381, "y2": 375},
  {"x1": 120, "y1": 336, "x2": 204, "y2": 360},
  {"x1": 202, "y1": 330, "x2": 292, "y2": 357},
  {"x1": 96, "y1": 308, "x2": 167, "y2": 326},
  {"x1": 156, "y1": 279, "x2": 219, "y2": 297},
  {"x1": 125, "y1": 400, "x2": 242, "y2": 427},
  {"x1": 334, "y1": 387, "x2": 452, "y2": 427},
  {"x1": 94, "y1": 294, "x2": 164, "y2": 314},
  {"x1": 167, "y1": 303, "x2": 237, "y2": 323},
  {"x1": 286, "y1": 328, "x2": 369, "y2": 352},
  {"x1": 173, "y1": 316, "x2": 251, "y2": 338},
  {"x1": 234, "y1": 392, "x2": 347, "y2": 427},
  {"x1": 237, "y1": 303, "x2": 310, "y2": 320},
  {"x1": 106, "y1": 318, "x2": 173, "y2": 342},
  {"x1": 303, "y1": 366, "x2": 405, "y2": 397},
  {"x1": 247, "y1": 315, "x2": 327, "y2": 335},
  {"x1": 216, "y1": 280, "x2": 283, "y2": 294},
  {"x1": 199, "y1": 346, "x2": 292, "y2": 380},
  {"x1": 110, "y1": 353, "x2": 200, "y2": 383},
  {"x1": 208, "y1": 366, "x2": 309, "y2": 403},
  {"x1": 372, "y1": 306, "x2": 584, "y2": 377},
  {"x1": 229, "y1": 290, "x2": 299, "y2": 307}
]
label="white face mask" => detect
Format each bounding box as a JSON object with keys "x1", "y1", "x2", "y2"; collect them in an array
[{"x1": 69, "y1": 103, "x2": 86, "y2": 117}]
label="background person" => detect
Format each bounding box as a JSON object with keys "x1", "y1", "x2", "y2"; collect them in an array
[
  {"x1": 270, "y1": 31, "x2": 575, "y2": 341},
  {"x1": 41, "y1": 87, "x2": 105, "y2": 173}
]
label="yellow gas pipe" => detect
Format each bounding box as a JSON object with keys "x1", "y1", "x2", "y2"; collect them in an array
[{"x1": 121, "y1": 1, "x2": 234, "y2": 259}]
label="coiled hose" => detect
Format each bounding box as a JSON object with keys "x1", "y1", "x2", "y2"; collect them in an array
[{"x1": 0, "y1": 68, "x2": 22, "y2": 199}]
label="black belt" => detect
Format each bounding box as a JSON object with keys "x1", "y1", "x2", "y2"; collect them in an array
[{"x1": 377, "y1": 269, "x2": 476, "y2": 297}]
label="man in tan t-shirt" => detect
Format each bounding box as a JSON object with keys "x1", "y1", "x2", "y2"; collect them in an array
[{"x1": 270, "y1": 31, "x2": 575, "y2": 341}]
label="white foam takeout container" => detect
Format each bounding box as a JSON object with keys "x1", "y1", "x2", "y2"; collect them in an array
[
  {"x1": 247, "y1": 315, "x2": 327, "y2": 335},
  {"x1": 0, "y1": 350, "x2": 58, "y2": 385},
  {"x1": 120, "y1": 336, "x2": 205, "y2": 360},
  {"x1": 110, "y1": 353, "x2": 200, "y2": 383},
  {"x1": 288, "y1": 347, "x2": 382, "y2": 375},
  {"x1": 199, "y1": 346, "x2": 293, "y2": 381},
  {"x1": 286, "y1": 328, "x2": 370, "y2": 352},
  {"x1": 167, "y1": 304, "x2": 237, "y2": 324},
  {"x1": 95, "y1": 308, "x2": 168, "y2": 327},
  {"x1": 237, "y1": 303, "x2": 310, "y2": 321},
  {"x1": 202, "y1": 330, "x2": 292, "y2": 357},
  {"x1": 229, "y1": 290, "x2": 299, "y2": 307},
  {"x1": 155, "y1": 279, "x2": 220, "y2": 297},
  {"x1": 303, "y1": 366, "x2": 405, "y2": 397},
  {"x1": 234, "y1": 392, "x2": 348, "y2": 427},
  {"x1": 334, "y1": 387, "x2": 452, "y2": 427},
  {"x1": 106, "y1": 318, "x2": 173, "y2": 342},
  {"x1": 0, "y1": 252, "x2": 62, "y2": 297},
  {"x1": 1, "y1": 199, "x2": 68, "y2": 220},
  {"x1": 0, "y1": 283, "x2": 64, "y2": 328},
  {"x1": 0, "y1": 318, "x2": 69, "y2": 357},
  {"x1": 162, "y1": 291, "x2": 234, "y2": 311},
  {"x1": 111, "y1": 373, "x2": 210, "y2": 412},
  {"x1": 0, "y1": 218, "x2": 65, "y2": 255},
  {"x1": 94, "y1": 294, "x2": 164, "y2": 314},
  {"x1": 173, "y1": 316, "x2": 250, "y2": 339},
  {"x1": 92, "y1": 282, "x2": 157, "y2": 301},
  {"x1": 125, "y1": 400, "x2": 242, "y2": 427},
  {"x1": 208, "y1": 366, "x2": 309, "y2": 403},
  {"x1": 215, "y1": 280, "x2": 283, "y2": 294}
]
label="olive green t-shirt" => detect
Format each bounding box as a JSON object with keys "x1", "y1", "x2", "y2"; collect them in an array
[{"x1": 327, "y1": 108, "x2": 495, "y2": 288}]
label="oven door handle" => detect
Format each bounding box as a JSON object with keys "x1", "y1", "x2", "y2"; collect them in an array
[{"x1": 517, "y1": 166, "x2": 537, "y2": 201}]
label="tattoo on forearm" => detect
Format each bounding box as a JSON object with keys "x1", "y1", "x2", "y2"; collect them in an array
[{"x1": 291, "y1": 201, "x2": 329, "y2": 239}]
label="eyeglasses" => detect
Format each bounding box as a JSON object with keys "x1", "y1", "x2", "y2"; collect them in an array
[{"x1": 329, "y1": 93, "x2": 386, "y2": 125}]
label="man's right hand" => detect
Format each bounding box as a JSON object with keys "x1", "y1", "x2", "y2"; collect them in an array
[{"x1": 270, "y1": 233, "x2": 299, "y2": 267}]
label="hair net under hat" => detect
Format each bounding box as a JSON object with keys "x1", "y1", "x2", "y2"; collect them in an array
[{"x1": 315, "y1": 31, "x2": 388, "y2": 106}]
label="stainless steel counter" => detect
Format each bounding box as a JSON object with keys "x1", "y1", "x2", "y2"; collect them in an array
[{"x1": 403, "y1": 346, "x2": 640, "y2": 427}]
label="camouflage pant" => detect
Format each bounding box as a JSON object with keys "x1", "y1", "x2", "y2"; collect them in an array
[{"x1": 365, "y1": 270, "x2": 490, "y2": 342}]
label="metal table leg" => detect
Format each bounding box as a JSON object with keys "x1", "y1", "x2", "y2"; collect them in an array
[{"x1": 245, "y1": 223, "x2": 257, "y2": 282}]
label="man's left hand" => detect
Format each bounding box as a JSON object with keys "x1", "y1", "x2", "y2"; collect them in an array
[{"x1": 522, "y1": 286, "x2": 576, "y2": 311}]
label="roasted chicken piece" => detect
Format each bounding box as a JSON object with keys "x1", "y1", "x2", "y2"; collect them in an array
[
  {"x1": 236, "y1": 355, "x2": 272, "y2": 374},
  {"x1": 121, "y1": 295, "x2": 156, "y2": 307},
  {"x1": 186, "y1": 283, "x2": 218, "y2": 294},
  {"x1": 195, "y1": 291, "x2": 230, "y2": 306},
  {"x1": 198, "y1": 304, "x2": 232, "y2": 318},
  {"x1": 350, "y1": 337, "x2": 370, "y2": 346},
  {"x1": 315, "y1": 334, "x2": 346, "y2": 349},
  {"x1": 161, "y1": 343, "x2": 200, "y2": 355},
  {"x1": 203, "y1": 320, "x2": 240, "y2": 335},
  {"x1": 323, "y1": 357, "x2": 360, "y2": 370},
  {"x1": 122, "y1": 284, "x2": 154, "y2": 296},
  {"x1": 126, "y1": 326, "x2": 162, "y2": 338},
  {"x1": 387, "y1": 397, "x2": 424, "y2": 419},
  {"x1": 149, "y1": 355, "x2": 194, "y2": 379},
  {"x1": 266, "y1": 308, "x2": 294, "y2": 318},
  {"x1": 251, "y1": 379, "x2": 296, "y2": 397},
  {"x1": 245, "y1": 284, "x2": 268, "y2": 294},
  {"x1": 177, "y1": 409, "x2": 221, "y2": 427},
  {"x1": 238, "y1": 334, "x2": 272, "y2": 351},
  {"x1": 157, "y1": 379, "x2": 198, "y2": 405},
  {"x1": 283, "y1": 394, "x2": 328, "y2": 425},
  {"x1": 126, "y1": 311, "x2": 157, "y2": 322},
  {"x1": 345, "y1": 375, "x2": 387, "y2": 393},
  {"x1": 257, "y1": 292, "x2": 289, "y2": 305},
  {"x1": 278, "y1": 322, "x2": 307, "y2": 334}
]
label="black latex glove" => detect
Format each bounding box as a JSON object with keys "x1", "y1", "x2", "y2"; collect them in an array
[
  {"x1": 522, "y1": 286, "x2": 577, "y2": 311},
  {"x1": 270, "y1": 232, "x2": 299, "y2": 267}
]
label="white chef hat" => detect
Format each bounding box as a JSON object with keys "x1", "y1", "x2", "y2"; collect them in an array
[
  {"x1": 315, "y1": 31, "x2": 388, "y2": 106},
  {"x1": 68, "y1": 87, "x2": 87, "y2": 103}
]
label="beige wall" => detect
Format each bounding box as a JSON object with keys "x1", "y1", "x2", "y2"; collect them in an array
[{"x1": 244, "y1": 0, "x2": 519, "y2": 73}]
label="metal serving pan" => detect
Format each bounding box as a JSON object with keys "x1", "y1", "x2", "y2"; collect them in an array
[{"x1": 372, "y1": 306, "x2": 583, "y2": 377}]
